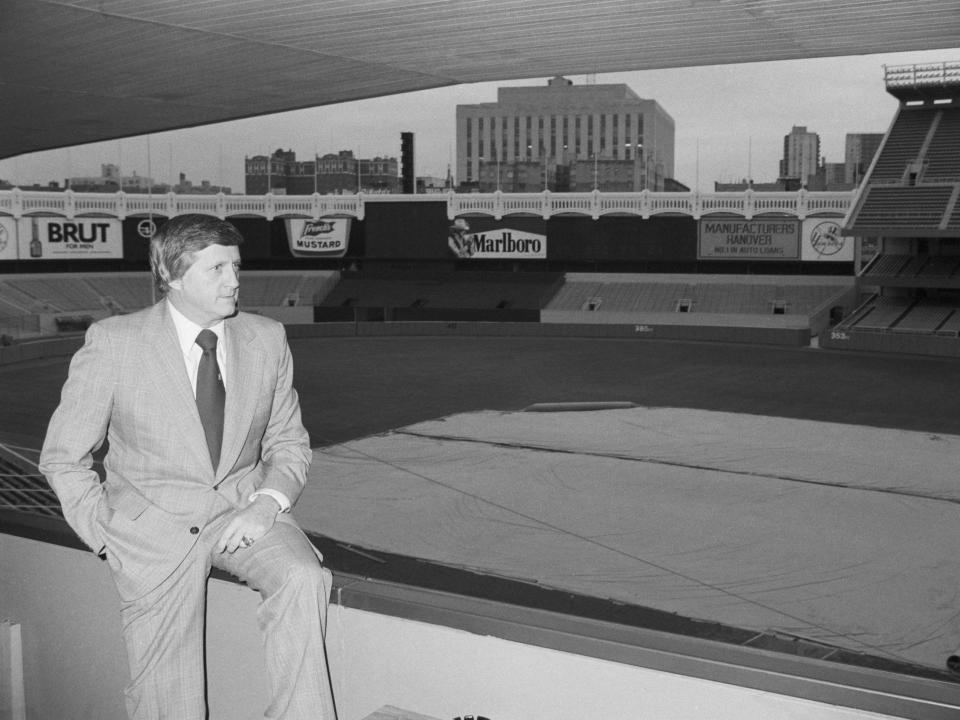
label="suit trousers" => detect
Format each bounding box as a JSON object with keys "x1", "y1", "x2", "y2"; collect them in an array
[{"x1": 115, "y1": 516, "x2": 337, "y2": 720}]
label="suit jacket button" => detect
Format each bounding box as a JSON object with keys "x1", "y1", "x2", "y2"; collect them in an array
[{"x1": 189, "y1": 526, "x2": 200, "y2": 534}]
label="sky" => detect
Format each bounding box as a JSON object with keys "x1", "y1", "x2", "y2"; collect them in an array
[{"x1": 1, "y1": 48, "x2": 958, "y2": 193}]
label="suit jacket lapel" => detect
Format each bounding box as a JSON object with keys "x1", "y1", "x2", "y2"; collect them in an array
[
  {"x1": 218, "y1": 315, "x2": 264, "y2": 479},
  {"x1": 143, "y1": 301, "x2": 215, "y2": 476}
]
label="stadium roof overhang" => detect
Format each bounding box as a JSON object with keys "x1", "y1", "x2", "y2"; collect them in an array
[{"x1": 3, "y1": 0, "x2": 960, "y2": 161}]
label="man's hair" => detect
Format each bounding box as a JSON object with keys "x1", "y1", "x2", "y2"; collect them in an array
[{"x1": 150, "y1": 214, "x2": 244, "y2": 296}]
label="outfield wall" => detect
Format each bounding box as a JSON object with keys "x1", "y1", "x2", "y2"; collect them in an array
[
  {"x1": 820, "y1": 328, "x2": 960, "y2": 357},
  {"x1": 0, "y1": 316, "x2": 813, "y2": 369},
  {"x1": 287, "y1": 320, "x2": 811, "y2": 346}
]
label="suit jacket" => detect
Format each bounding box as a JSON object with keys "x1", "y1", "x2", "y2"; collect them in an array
[{"x1": 39, "y1": 300, "x2": 312, "y2": 601}]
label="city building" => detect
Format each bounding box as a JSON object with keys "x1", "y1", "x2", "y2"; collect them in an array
[
  {"x1": 844, "y1": 132, "x2": 884, "y2": 185},
  {"x1": 819, "y1": 161, "x2": 849, "y2": 190},
  {"x1": 170, "y1": 172, "x2": 231, "y2": 195},
  {"x1": 417, "y1": 174, "x2": 452, "y2": 193},
  {"x1": 60, "y1": 164, "x2": 230, "y2": 194},
  {"x1": 245, "y1": 149, "x2": 399, "y2": 195},
  {"x1": 67, "y1": 164, "x2": 155, "y2": 193},
  {"x1": 779, "y1": 126, "x2": 821, "y2": 188},
  {"x1": 456, "y1": 76, "x2": 675, "y2": 192},
  {"x1": 713, "y1": 180, "x2": 791, "y2": 192}
]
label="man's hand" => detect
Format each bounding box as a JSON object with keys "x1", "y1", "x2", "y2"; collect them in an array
[{"x1": 217, "y1": 494, "x2": 281, "y2": 553}]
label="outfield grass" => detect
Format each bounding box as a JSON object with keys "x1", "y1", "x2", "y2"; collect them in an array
[{"x1": 3, "y1": 335, "x2": 960, "y2": 450}]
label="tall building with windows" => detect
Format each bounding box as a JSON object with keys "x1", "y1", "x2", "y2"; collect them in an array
[
  {"x1": 456, "y1": 76, "x2": 675, "y2": 192},
  {"x1": 844, "y1": 132, "x2": 884, "y2": 185},
  {"x1": 779, "y1": 126, "x2": 821, "y2": 188}
]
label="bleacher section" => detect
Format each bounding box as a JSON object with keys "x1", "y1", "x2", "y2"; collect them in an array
[
  {"x1": 0, "y1": 271, "x2": 338, "y2": 316},
  {"x1": 845, "y1": 297, "x2": 912, "y2": 331},
  {"x1": 949, "y1": 198, "x2": 960, "y2": 231},
  {"x1": 895, "y1": 303, "x2": 956, "y2": 333},
  {"x1": 4, "y1": 276, "x2": 104, "y2": 312},
  {"x1": 924, "y1": 109, "x2": 960, "y2": 180},
  {"x1": 830, "y1": 76, "x2": 960, "y2": 356},
  {"x1": 850, "y1": 185, "x2": 956, "y2": 233},
  {"x1": 318, "y1": 271, "x2": 564, "y2": 313},
  {"x1": 936, "y1": 308, "x2": 960, "y2": 336},
  {"x1": 869, "y1": 108, "x2": 937, "y2": 182},
  {"x1": 863, "y1": 253, "x2": 960, "y2": 279},
  {"x1": 845, "y1": 101, "x2": 960, "y2": 241},
  {"x1": 546, "y1": 275, "x2": 849, "y2": 317},
  {"x1": 0, "y1": 269, "x2": 850, "y2": 347},
  {"x1": 0, "y1": 271, "x2": 340, "y2": 341},
  {"x1": 838, "y1": 296, "x2": 960, "y2": 336}
]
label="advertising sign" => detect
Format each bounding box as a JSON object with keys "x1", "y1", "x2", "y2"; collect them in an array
[
  {"x1": 448, "y1": 217, "x2": 547, "y2": 260},
  {"x1": 801, "y1": 218, "x2": 853, "y2": 262},
  {"x1": 285, "y1": 218, "x2": 351, "y2": 258},
  {"x1": 17, "y1": 217, "x2": 123, "y2": 260},
  {"x1": 0, "y1": 218, "x2": 16, "y2": 260},
  {"x1": 698, "y1": 218, "x2": 799, "y2": 260}
]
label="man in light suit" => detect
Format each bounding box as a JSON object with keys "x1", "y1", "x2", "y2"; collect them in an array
[{"x1": 39, "y1": 214, "x2": 337, "y2": 720}]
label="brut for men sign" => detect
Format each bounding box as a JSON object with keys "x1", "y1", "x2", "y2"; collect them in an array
[
  {"x1": 698, "y1": 218, "x2": 800, "y2": 260},
  {"x1": 447, "y1": 217, "x2": 547, "y2": 260},
  {"x1": 17, "y1": 217, "x2": 123, "y2": 259},
  {"x1": 285, "y1": 218, "x2": 351, "y2": 258}
]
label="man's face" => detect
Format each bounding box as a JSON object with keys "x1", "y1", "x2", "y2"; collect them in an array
[{"x1": 167, "y1": 243, "x2": 241, "y2": 327}]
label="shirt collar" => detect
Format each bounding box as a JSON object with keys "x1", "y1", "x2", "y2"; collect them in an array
[{"x1": 167, "y1": 299, "x2": 225, "y2": 356}]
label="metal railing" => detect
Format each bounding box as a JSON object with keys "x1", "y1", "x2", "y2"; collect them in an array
[{"x1": 0, "y1": 188, "x2": 857, "y2": 222}]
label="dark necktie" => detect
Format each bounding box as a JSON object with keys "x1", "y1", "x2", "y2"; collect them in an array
[{"x1": 195, "y1": 329, "x2": 225, "y2": 469}]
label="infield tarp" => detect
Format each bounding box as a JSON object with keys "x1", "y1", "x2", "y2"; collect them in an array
[{"x1": 298, "y1": 406, "x2": 960, "y2": 671}]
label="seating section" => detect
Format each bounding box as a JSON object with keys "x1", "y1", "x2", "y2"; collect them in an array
[
  {"x1": 4, "y1": 276, "x2": 104, "y2": 312},
  {"x1": 894, "y1": 303, "x2": 956, "y2": 333},
  {"x1": 949, "y1": 199, "x2": 960, "y2": 231},
  {"x1": 845, "y1": 104, "x2": 960, "y2": 238},
  {"x1": 546, "y1": 277, "x2": 846, "y2": 316},
  {"x1": 0, "y1": 271, "x2": 339, "y2": 315},
  {"x1": 868, "y1": 108, "x2": 936, "y2": 181},
  {"x1": 846, "y1": 298, "x2": 912, "y2": 331},
  {"x1": 0, "y1": 282, "x2": 39, "y2": 314},
  {"x1": 320, "y1": 272, "x2": 563, "y2": 310},
  {"x1": 915, "y1": 255, "x2": 960, "y2": 278},
  {"x1": 935, "y1": 309, "x2": 960, "y2": 336},
  {"x1": 87, "y1": 275, "x2": 155, "y2": 310},
  {"x1": 924, "y1": 110, "x2": 960, "y2": 180},
  {"x1": 837, "y1": 295, "x2": 960, "y2": 337},
  {"x1": 850, "y1": 185, "x2": 954, "y2": 231},
  {"x1": 864, "y1": 253, "x2": 960, "y2": 279}
]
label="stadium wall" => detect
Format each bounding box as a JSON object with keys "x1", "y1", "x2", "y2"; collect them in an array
[
  {"x1": 0, "y1": 319, "x2": 810, "y2": 369},
  {"x1": 286, "y1": 321, "x2": 811, "y2": 346},
  {"x1": 2, "y1": 523, "x2": 950, "y2": 720},
  {"x1": 0, "y1": 200, "x2": 853, "y2": 275},
  {"x1": 820, "y1": 328, "x2": 960, "y2": 357}
]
